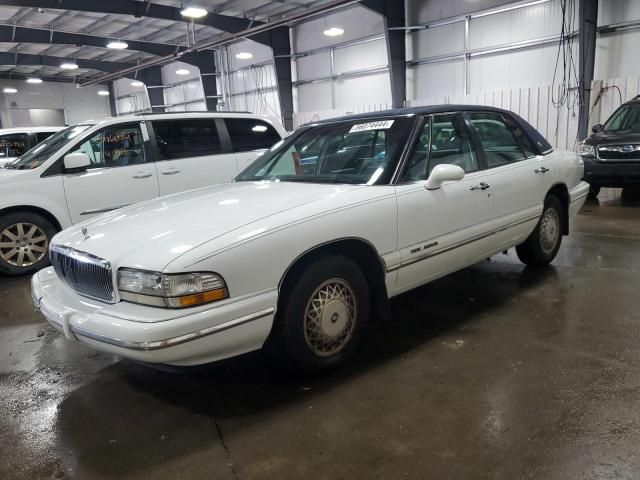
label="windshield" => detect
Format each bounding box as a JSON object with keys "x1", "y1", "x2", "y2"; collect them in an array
[
  {"x1": 5, "y1": 124, "x2": 92, "y2": 170},
  {"x1": 235, "y1": 117, "x2": 415, "y2": 185},
  {"x1": 604, "y1": 103, "x2": 640, "y2": 133}
]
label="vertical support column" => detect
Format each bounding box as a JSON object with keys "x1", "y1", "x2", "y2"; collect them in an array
[
  {"x1": 107, "y1": 81, "x2": 117, "y2": 116},
  {"x1": 579, "y1": 0, "x2": 598, "y2": 139},
  {"x1": 464, "y1": 16, "x2": 471, "y2": 96},
  {"x1": 270, "y1": 26, "x2": 294, "y2": 131},
  {"x1": 187, "y1": 50, "x2": 219, "y2": 111},
  {"x1": 142, "y1": 66, "x2": 165, "y2": 113},
  {"x1": 363, "y1": 0, "x2": 406, "y2": 108}
]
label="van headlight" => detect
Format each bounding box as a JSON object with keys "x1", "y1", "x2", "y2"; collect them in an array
[
  {"x1": 117, "y1": 269, "x2": 228, "y2": 308},
  {"x1": 576, "y1": 141, "x2": 596, "y2": 157}
]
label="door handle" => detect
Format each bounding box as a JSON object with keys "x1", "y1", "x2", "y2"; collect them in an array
[
  {"x1": 132, "y1": 171, "x2": 152, "y2": 179},
  {"x1": 161, "y1": 169, "x2": 180, "y2": 175},
  {"x1": 535, "y1": 167, "x2": 550, "y2": 174},
  {"x1": 470, "y1": 182, "x2": 490, "y2": 191}
]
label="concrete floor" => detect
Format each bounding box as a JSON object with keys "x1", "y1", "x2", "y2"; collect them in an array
[{"x1": 2, "y1": 189, "x2": 640, "y2": 480}]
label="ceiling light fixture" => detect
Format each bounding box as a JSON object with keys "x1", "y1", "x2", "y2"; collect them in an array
[
  {"x1": 26, "y1": 78, "x2": 43, "y2": 84},
  {"x1": 235, "y1": 52, "x2": 253, "y2": 60},
  {"x1": 323, "y1": 27, "x2": 344, "y2": 37},
  {"x1": 107, "y1": 40, "x2": 128, "y2": 49},
  {"x1": 97, "y1": 90, "x2": 110, "y2": 96},
  {"x1": 60, "y1": 62, "x2": 79, "y2": 70},
  {"x1": 130, "y1": 80, "x2": 144, "y2": 87},
  {"x1": 3, "y1": 87, "x2": 17, "y2": 94},
  {"x1": 180, "y1": 6, "x2": 208, "y2": 18},
  {"x1": 175, "y1": 68, "x2": 190, "y2": 75}
]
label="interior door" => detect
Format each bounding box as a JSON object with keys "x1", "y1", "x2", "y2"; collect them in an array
[
  {"x1": 394, "y1": 114, "x2": 494, "y2": 294},
  {"x1": 151, "y1": 118, "x2": 238, "y2": 196},
  {"x1": 62, "y1": 122, "x2": 159, "y2": 223}
]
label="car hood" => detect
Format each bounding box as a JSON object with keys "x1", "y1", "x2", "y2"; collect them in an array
[
  {"x1": 586, "y1": 131, "x2": 640, "y2": 145},
  {"x1": 0, "y1": 158, "x2": 16, "y2": 167},
  {"x1": 0, "y1": 167, "x2": 29, "y2": 180},
  {"x1": 52, "y1": 181, "x2": 367, "y2": 271}
]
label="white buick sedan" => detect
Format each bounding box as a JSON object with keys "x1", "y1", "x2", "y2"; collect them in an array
[{"x1": 32, "y1": 106, "x2": 589, "y2": 374}]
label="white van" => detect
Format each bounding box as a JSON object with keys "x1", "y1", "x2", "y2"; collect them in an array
[
  {"x1": 0, "y1": 126, "x2": 64, "y2": 167},
  {"x1": 0, "y1": 112, "x2": 286, "y2": 275}
]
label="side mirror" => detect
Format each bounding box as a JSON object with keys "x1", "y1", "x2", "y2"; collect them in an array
[
  {"x1": 63, "y1": 152, "x2": 91, "y2": 171},
  {"x1": 425, "y1": 164, "x2": 465, "y2": 190},
  {"x1": 592, "y1": 124, "x2": 604, "y2": 134}
]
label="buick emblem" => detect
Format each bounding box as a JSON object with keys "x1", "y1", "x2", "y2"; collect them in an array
[
  {"x1": 621, "y1": 144, "x2": 636, "y2": 153},
  {"x1": 81, "y1": 227, "x2": 90, "y2": 240}
]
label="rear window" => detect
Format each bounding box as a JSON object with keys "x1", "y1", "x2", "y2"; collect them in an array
[
  {"x1": 0, "y1": 133, "x2": 29, "y2": 158},
  {"x1": 152, "y1": 119, "x2": 222, "y2": 160},
  {"x1": 224, "y1": 118, "x2": 281, "y2": 153}
]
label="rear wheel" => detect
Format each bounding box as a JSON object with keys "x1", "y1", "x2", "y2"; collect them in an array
[
  {"x1": 516, "y1": 195, "x2": 563, "y2": 267},
  {"x1": 268, "y1": 255, "x2": 369, "y2": 375},
  {"x1": 588, "y1": 185, "x2": 601, "y2": 197},
  {"x1": 0, "y1": 212, "x2": 56, "y2": 276}
]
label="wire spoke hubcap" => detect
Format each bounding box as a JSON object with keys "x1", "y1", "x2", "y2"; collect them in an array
[
  {"x1": 539, "y1": 207, "x2": 560, "y2": 254},
  {"x1": 0, "y1": 222, "x2": 48, "y2": 267},
  {"x1": 304, "y1": 278, "x2": 357, "y2": 357}
]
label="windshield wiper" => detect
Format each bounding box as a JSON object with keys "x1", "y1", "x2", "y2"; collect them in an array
[{"x1": 3, "y1": 163, "x2": 16, "y2": 169}]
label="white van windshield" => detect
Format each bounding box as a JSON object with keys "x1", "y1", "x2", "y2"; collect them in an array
[{"x1": 5, "y1": 125, "x2": 92, "y2": 170}]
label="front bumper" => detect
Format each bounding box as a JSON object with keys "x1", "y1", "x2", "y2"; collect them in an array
[
  {"x1": 583, "y1": 157, "x2": 640, "y2": 187},
  {"x1": 32, "y1": 267, "x2": 277, "y2": 366}
]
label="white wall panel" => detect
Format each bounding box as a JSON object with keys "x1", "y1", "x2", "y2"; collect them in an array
[
  {"x1": 333, "y1": 38, "x2": 388, "y2": 74},
  {"x1": 410, "y1": 61, "x2": 465, "y2": 100},
  {"x1": 598, "y1": 0, "x2": 640, "y2": 24},
  {"x1": 334, "y1": 72, "x2": 391, "y2": 108},
  {"x1": 296, "y1": 82, "x2": 333, "y2": 113},
  {"x1": 595, "y1": 31, "x2": 640, "y2": 80},
  {"x1": 410, "y1": 23, "x2": 465, "y2": 61},
  {"x1": 228, "y1": 39, "x2": 273, "y2": 71},
  {"x1": 297, "y1": 52, "x2": 331, "y2": 80},
  {"x1": 408, "y1": 0, "x2": 518, "y2": 24}
]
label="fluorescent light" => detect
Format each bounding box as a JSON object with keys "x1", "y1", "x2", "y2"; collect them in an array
[
  {"x1": 323, "y1": 27, "x2": 344, "y2": 37},
  {"x1": 97, "y1": 90, "x2": 110, "y2": 96},
  {"x1": 107, "y1": 40, "x2": 128, "y2": 49},
  {"x1": 252, "y1": 125, "x2": 268, "y2": 132},
  {"x1": 235, "y1": 52, "x2": 253, "y2": 60},
  {"x1": 175, "y1": 68, "x2": 190, "y2": 75},
  {"x1": 60, "y1": 62, "x2": 78, "y2": 70},
  {"x1": 130, "y1": 80, "x2": 144, "y2": 87},
  {"x1": 180, "y1": 6, "x2": 208, "y2": 18},
  {"x1": 3, "y1": 87, "x2": 17, "y2": 94},
  {"x1": 26, "y1": 78, "x2": 43, "y2": 84}
]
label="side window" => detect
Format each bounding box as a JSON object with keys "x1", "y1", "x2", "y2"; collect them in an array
[
  {"x1": 0, "y1": 133, "x2": 29, "y2": 158},
  {"x1": 429, "y1": 114, "x2": 478, "y2": 174},
  {"x1": 225, "y1": 118, "x2": 282, "y2": 153},
  {"x1": 36, "y1": 132, "x2": 57, "y2": 143},
  {"x1": 503, "y1": 115, "x2": 537, "y2": 158},
  {"x1": 152, "y1": 119, "x2": 221, "y2": 160},
  {"x1": 401, "y1": 118, "x2": 432, "y2": 182},
  {"x1": 71, "y1": 123, "x2": 146, "y2": 169},
  {"x1": 467, "y1": 112, "x2": 527, "y2": 167}
]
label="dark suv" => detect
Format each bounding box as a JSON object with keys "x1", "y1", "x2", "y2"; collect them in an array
[{"x1": 578, "y1": 96, "x2": 640, "y2": 196}]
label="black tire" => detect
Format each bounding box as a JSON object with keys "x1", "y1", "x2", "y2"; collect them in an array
[
  {"x1": 588, "y1": 185, "x2": 601, "y2": 197},
  {"x1": 267, "y1": 255, "x2": 370, "y2": 375},
  {"x1": 0, "y1": 212, "x2": 56, "y2": 276},
  {"x1": 516, "y1": 195, "x2": 564, "y2": 268}
]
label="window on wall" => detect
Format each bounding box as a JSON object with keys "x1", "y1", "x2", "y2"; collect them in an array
[
  {"x1": 0, "y1": 133, "x2": 29, "y2": 159},
  {"x1": 71, "y1": 123, "x2": 146, "y2": 168},
  {"x1": 467, "y1": 112, "x2": 527, "y2": 168},
  {"x1": 224, "y1": 118, "x2": 282, "y2": 152},
  {"x1": 152, "y1": 119, "x2": 222, "y2": 160}
]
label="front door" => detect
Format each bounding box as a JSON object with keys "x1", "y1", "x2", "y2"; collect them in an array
[
  {"x1": 62, "y1": 122, "x2": 159, "y2": 223},
  {"x1": 394, "y1": 114, "x2": 494, "y2": 294}
]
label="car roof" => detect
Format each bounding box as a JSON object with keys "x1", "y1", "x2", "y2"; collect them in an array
[
  {"x1": 0, "y1": 126, "x2": 64, "y2": 134},
  {"x1": 309, "y1": 104, "x2": 553, "y2": 155}
]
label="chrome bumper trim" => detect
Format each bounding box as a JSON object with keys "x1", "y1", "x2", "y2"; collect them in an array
[{"x1": 44, "y1": 307, "x2": 275, "y2": 351}]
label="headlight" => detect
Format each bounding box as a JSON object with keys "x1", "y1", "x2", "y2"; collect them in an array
[
  {"x1": 117, "y1": 269, "x2": 228, "y2": 308},
  {"x1": 577, "y1": 141, "x2": 596, "y2": 157}
]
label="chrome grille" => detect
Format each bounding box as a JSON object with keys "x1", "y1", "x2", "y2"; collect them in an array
[
  {"x1": 50, "y1": 245, "x2": 115, "y2": 303},
  {"x1": 598, "y1": 144, "x2": 640, "y2": 160}
]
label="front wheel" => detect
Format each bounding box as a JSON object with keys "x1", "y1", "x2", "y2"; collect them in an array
[
  {"x1": 516, "y1": 195, "x2": 563, "y2": 267},
  {"x1": 267, "y1": 255, "x2": 370, "y2": 375},
  {"x1": 0, "y1": 212, "x2": 56, "y2": 276}
]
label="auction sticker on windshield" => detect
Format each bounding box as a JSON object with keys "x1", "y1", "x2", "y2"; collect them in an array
[{"x1": 349, "y1": 120, "x2": 395, "y2": 133}]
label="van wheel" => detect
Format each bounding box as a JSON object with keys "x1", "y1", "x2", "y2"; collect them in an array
[
  {"x1": 516, "y1": 195, "x2": 563, "y2": 267},
  {"x1": 0, "y1": 212, "x2": 56, "y2": 276},
  {"x1": 268, "y1": 255, "x2": 369, "y2": 375}
]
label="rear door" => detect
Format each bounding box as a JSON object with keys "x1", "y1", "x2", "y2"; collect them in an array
[
  {"x1": 223, "y1": 117, "x2": 284, "y2": 172},
  {"x1": 62, "y1": 121, "x2": 159, "y2": 223},
  {"x1": 465, "y1": 111, "x2": 551, "y2": 226},
  {"x1": 150, "y1": 118, "x2": 239, "y2": 196}
]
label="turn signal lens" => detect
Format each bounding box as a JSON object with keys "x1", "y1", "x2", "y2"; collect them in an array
[{"x1": 167, "y1": 289, "x2": 227, "y2": 308}]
